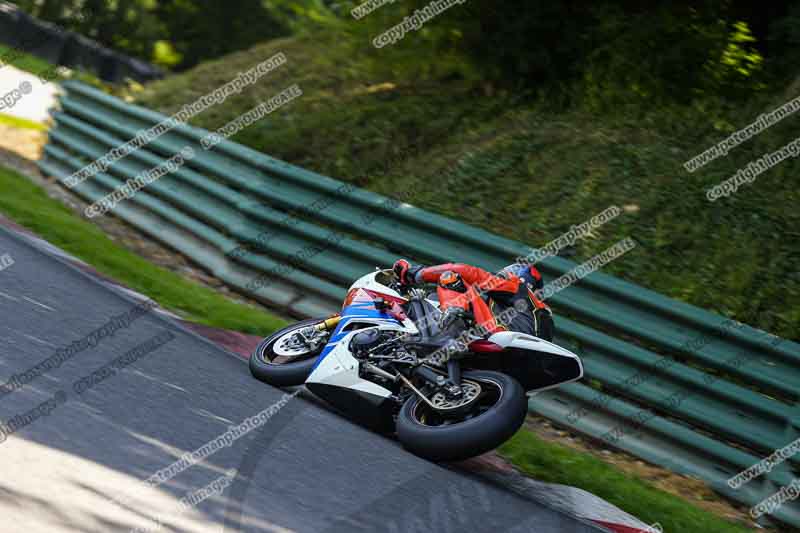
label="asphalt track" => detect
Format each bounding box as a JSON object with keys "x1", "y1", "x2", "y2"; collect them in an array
[{"x1": 0, "y1": 225, "x2": 607, "y2": 533}]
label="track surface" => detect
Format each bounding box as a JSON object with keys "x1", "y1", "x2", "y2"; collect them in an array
[{"x1": 0, "y1": 226, "x2": 605, "y2": 532}]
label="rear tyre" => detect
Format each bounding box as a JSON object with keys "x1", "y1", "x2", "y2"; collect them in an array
[
  {"x1": 396, "y1": 370, "x2": 527, "y2": 462},
  {"x1": 249, "y1": 318, "x2": 326, "y2": 387}
]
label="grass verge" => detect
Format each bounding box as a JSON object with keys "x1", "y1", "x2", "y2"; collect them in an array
[
  {"x1": 0, "y1": 164, "x2": 287, "y2": 335},
  {"x1": 0, "y1": 112, "x2": 47, "y2": 131},
  {"x1": 500, "y1": 430, "x2": 754, "y2": 533},
  {"x1": 0, "y1": 44, "x2": 61, "y2": 79},
  {"x1": 0, "y1": 43, "x2": 104, "y2": 87}
]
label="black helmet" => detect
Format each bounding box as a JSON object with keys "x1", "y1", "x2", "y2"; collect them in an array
[{"x1": 438, "y1": 270, "x2": 466, "y2": 292}]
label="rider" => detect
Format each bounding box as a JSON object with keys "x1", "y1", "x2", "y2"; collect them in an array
[{"x1": 392, "y1": 259, "x2": 554, "y2": 341}]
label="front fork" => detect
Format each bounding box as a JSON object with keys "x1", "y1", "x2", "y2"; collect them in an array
[
  {"x1": 315, "y1": 315, "x2": 342, "y2": 332},
  {"x1": 297, "y1": 315, "x2": 341, "y2": 348}
]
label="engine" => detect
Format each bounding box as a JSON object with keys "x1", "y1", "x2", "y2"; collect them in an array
[{"x1": 350, "y1": 329, "x2": 384, "y2": 358}]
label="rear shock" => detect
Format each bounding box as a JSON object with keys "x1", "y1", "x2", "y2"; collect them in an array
[
  {"x1": 413, "y1": 364, "x2": 447, "y2": 388},
  {"x1": 447, "y1": 358, "x2": 462, "y2": 386}
]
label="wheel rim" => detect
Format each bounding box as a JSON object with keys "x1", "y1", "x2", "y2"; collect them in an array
[
  {"x1": 263, "y1": 325, "x2": 325, "y2": 365},
  {"x1": 430, "y1": 380, "x2": 482, "y2": 411},
  {"x1": 412, "y1": 377, "x2": 504, "y2": 427}
]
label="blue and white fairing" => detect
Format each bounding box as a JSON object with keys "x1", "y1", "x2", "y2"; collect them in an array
[{"x1": 304, "y1": 271, "x2": 413, "y2": 429}]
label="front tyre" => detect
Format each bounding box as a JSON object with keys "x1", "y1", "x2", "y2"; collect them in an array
[
  {"x1": 249, "y1": 318, "x2": 327, "y2": 387},
  {"x1": 396, "y1": 370, "x2": 527, "y2": 462}
]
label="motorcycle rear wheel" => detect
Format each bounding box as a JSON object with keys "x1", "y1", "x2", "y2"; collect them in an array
[{"x1": 396, "y1": 370, "x2": 527, "y2": 462}]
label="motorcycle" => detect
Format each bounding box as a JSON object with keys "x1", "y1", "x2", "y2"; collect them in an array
[{"x1": 249, "y1": 268, "x2": 583, "y2": 461}]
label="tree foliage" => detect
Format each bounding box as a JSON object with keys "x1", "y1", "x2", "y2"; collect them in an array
[
  {"x1": 8, "y1": 0, "x2": 800, "y2": 104},
  {"x1": 8, "y1": 0, "x2": 288, "y2": 69}
]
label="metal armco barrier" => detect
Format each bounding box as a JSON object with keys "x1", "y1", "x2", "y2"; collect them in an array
[
  {"x1": 0, "y1": 2, "x2": 162, "y2": 83},
  {"x1": 39, "y1": 80, "x2": 800, "y2": 528}
]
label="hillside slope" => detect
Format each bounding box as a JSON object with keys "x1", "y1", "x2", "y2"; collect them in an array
[{"x1": 133, "y1": 33, "x2": 799, "y2": 341}]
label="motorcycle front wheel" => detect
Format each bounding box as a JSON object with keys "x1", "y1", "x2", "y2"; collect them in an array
[
  {"x1": 249, "y1": 318, "x2": 327, "y2": 387},
  {"x1": 396, "y1": 370, "x2": 527, "y2": 462}
]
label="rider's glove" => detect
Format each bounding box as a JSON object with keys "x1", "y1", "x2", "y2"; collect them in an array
[{"x1": 393, "y1": 259, "x2": 423, "y2": 286}]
